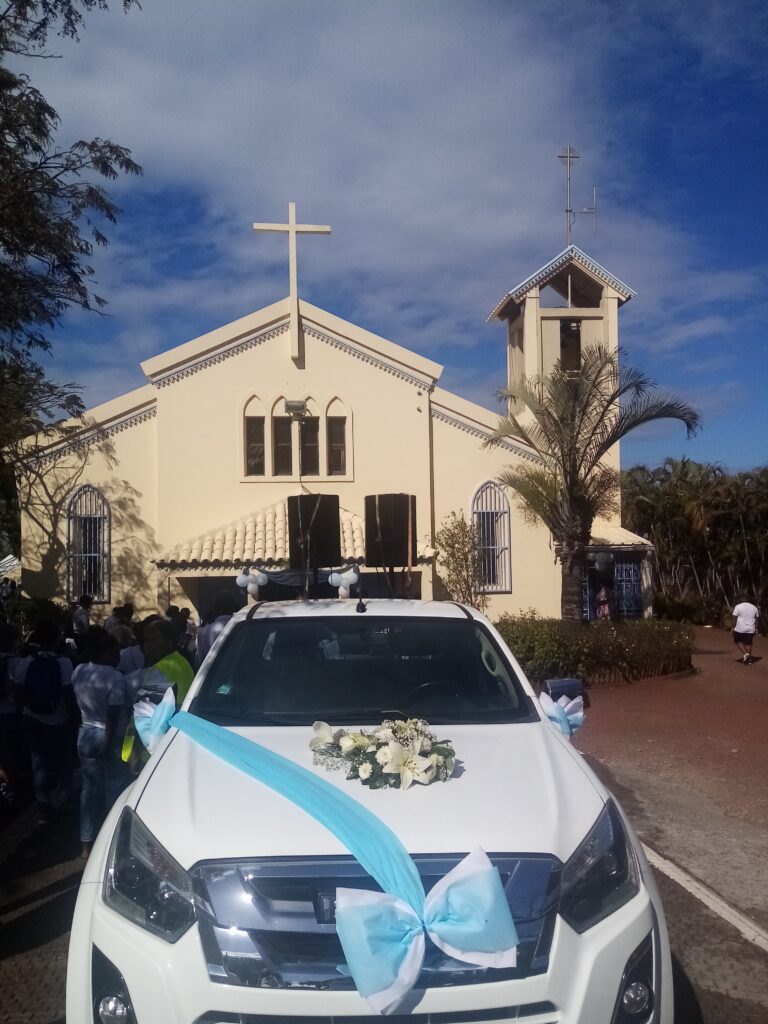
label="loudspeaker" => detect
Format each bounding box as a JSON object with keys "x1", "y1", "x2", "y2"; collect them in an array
[
  {"x1": 364, "y1": 494, "x2": 417, "y2": 568},
  {"x1": 287, "y1": 494, "x2": 341, "y2": 570}
]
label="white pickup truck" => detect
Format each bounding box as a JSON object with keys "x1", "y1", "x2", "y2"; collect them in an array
[{"x1": 67, "y1": 599, "x2": 673, "y2": 1023}]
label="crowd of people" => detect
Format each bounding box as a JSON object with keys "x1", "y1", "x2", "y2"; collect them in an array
[{"x1": 0, "y1": 591, "x2": 239, "y2": 858}]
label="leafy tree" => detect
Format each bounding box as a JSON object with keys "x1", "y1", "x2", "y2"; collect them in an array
[
  {"x1": 0, "y1": 0, "x2": 142, "y2": 357},
  {"x1": 0, "y1": 0, "x2": 141, "y2": 554},
  {"x1": 488, "y1": 346, "x2": 700, "y2": 622},
  {"x1": 622, "y1": 458, "x2": 768, "y2": 624},
  {"x1": 434, "y1": 510, "x2": 488, "y2": 612}
]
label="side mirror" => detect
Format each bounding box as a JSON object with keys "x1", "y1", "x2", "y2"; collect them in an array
[{"x1": 542, "y1": 676, "x2": 590, "y2": 709}]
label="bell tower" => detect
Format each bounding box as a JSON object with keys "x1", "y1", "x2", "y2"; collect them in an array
[{"x1": 487, "y1": 245, "x2": 635, "y2": 399}]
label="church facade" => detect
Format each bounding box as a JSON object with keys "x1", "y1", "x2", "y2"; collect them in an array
[{"x1": 18, "y1": 244, "x2": 651, "y2": 621}]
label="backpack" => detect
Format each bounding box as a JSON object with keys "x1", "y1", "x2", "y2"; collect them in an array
[{"x1": 23, "y1": 654, "x2": 62, "y2": 715}]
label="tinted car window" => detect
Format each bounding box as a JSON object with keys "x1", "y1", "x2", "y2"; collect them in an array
[{"x1": 190, "y1": 617, "x2": 534, "y2": 725}]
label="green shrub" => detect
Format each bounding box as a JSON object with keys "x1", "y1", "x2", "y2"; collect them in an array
[
  {"x1": 653, "y1": 591, "x2": 727, "y2": 627},
  {"x1": 494, "y1": 611, "x2": 694, "y2": 687}
]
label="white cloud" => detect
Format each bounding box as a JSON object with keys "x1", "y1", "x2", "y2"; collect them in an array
[{"x1": 9, "y1": 0, "x2": 766, "y2": 470}]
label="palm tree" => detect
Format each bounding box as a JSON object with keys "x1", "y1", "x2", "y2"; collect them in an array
[{"x1": 488, "y1": 346, "x2": 700, "y2": 621}]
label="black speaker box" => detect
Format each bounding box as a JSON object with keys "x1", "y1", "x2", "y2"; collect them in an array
[
  {"x1": 287, "y1": 494, "x2": 341, "y2": 570},
  {"x1": 364, "y1": 493, "x2": 417, "y2": 568}
]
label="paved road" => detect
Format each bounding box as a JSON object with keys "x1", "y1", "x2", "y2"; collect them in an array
[
  {"x1": 1, "y1": 626, "x2": 766, "y2": 1023},
  {"x1": 576, "y1": 626, "x2": 768, "y2": 1024}
]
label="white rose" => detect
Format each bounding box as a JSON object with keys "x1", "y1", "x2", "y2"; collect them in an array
[{"x1": 339, "y1": 735, "x2": 357, "y2": 755}]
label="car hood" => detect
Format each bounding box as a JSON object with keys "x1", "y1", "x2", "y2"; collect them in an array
[{"x1": 134, "y1": 721, "x2": 605, "y2": 868}]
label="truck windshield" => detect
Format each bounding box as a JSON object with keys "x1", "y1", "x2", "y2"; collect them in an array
[{"x1": 189, "y1": 616, "x2": 534, "y2": 726}]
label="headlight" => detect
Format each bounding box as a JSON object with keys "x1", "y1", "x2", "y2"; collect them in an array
[
  {"x1": 559, "y1": 800, "x2": 639, "y2": 933},
  {"x1": 103, "y1": 808, "x2": 199, "y2": 942}
]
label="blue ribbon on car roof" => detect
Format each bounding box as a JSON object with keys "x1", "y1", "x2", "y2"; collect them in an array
[{"x1": 159, "y1": 709, "x2": 518, "y2": 1015}]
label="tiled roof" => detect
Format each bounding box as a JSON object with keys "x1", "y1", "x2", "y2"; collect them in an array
[
  {"x1": 488, "y1": 245, "x2": 636, "y2": 320},
  {"x1": 155, "y1": 501, "x2": 435, "y2": 570},
  {"x1": 590, "y1": 524, "x2": 652, "y2": 548}
]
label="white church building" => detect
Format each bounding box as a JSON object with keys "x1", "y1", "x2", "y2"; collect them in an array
[{"x1": 18, "y1": 216, "x2": 651, "y2": 621}]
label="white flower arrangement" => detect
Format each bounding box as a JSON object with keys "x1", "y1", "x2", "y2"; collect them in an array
[{"x1": 310, "y1": 718, "x2": 456, "y2": 791}]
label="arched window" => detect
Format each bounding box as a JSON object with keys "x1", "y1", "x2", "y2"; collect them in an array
[
  {"x1": 471, "y1": 482, "x2": 511, "y2": 592},
  {"x1": 325, "y1": 397, "x2": 348, "y2": 476},
  {"x1": 243, "y1": 395, "x2": 266, "y2": 476},
  {"x1": 67, "y1": 485, "x2": 111, "y2": 602},
  {"x1": 299, "y1": 397, "x2": 320, "y2": 477}
]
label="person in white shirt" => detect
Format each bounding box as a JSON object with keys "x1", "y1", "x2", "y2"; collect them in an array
[
  {"x1": 72, "y1": 631, "x2": 126, "y2": 858},
  {"x1": 732, "y1": 599, "x2": 759, "y2": 664}
]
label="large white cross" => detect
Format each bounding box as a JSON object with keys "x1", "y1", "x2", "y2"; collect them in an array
[{"x1": 252, "y1": 202, "x2": 332, "y2": 363}]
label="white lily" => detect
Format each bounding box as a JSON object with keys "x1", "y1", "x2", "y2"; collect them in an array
[{"x1": 384, "y1": 741, "x2": 436, "y2": 790}]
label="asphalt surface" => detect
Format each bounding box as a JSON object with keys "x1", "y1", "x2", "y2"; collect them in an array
[
  {"x1": 1, "y1": 625, "x2": 766, "y2": 1023},
  {"x1": 575, "y1": 626, "x2": 768, "y2": 1024}
]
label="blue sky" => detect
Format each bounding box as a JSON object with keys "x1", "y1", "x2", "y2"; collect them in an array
[{"x1": 20, "y1": 0, "x2": 768, "y2": 470}]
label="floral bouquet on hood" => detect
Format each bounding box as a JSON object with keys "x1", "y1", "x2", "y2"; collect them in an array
[{"x1": 310, "y1": 718, "x2": 455, "y2": 791}]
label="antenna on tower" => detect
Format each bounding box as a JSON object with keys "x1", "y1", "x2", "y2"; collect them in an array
[{"x1": 557, "y1": 146, "x2": 597, "y2": 245}]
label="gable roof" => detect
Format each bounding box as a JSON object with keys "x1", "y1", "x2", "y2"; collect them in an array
[
  {"x1": 140, "y1": 298, "x2": 443, "y2": 391},
  {"x1": 488, "y1": 245, "x2": 636, "y2": 321}
]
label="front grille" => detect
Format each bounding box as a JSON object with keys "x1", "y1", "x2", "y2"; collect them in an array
[
  {"x1": 195, "y1": 1003, "x2": 559, "y2": 1023},
  {"x1": 191, "y1": 853, "x2": 561, "y2": 991}
]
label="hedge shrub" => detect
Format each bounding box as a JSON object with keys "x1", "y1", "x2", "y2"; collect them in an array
[{"x1": 494, "y1": 612, "x2": 694, "y2": 687}]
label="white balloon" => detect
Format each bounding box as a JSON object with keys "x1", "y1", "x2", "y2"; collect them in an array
[
  {"x1": 247, "y1": 581, "x2": 261, "y2": 596},
  {"x1": 236, "y1": 570, "x2": 250, "y2": 588},
  {"x1": 255, "y1": 571, "x2": 268, "y2": 586},
  {"x1": 328, "y1": 572, "x2": 342, "y2": 587},
  {"x1": 341, "y1": 569, "x2": 358, "y2": 586}
]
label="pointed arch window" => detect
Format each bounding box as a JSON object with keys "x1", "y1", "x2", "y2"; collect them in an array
[
  {"x1": 472, "y1": 482, "x2": 511, "y2": 592},
  {"x1": 243, "y1": 396, "x2": 266, "y2": 476},
  {"x1": 67, "y1": 485, "x2": 111, "y2": 603}
]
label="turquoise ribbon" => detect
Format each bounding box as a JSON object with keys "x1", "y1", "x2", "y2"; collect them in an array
[
  {"x1": 162, "y1": 711, "x2": 517, "y2": 1014},
  {"x1": 539, "y1": 693, "x2": 584, "y2": 738}
]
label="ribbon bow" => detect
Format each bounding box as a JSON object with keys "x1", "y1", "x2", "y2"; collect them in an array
[
  {"x1": 539, "y1": 691, "x2": 584, "y2": 739},
  {"x1": 336, "y1": 847, "x2": 518, "y2": 1014},
  {"x1": 150, "y1": 711, "x2": 518, "y2": 1015}
]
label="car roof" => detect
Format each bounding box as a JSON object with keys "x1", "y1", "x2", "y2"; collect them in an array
[{"x1": 230, "y1": 599, "x2": 480, "y2": 622}]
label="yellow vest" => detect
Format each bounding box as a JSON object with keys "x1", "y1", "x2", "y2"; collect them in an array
[{"x1": 121, "y1": 651, "x2": 195, "y2": 762}]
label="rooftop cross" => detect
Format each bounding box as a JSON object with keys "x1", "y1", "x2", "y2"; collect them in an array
[{"x1": 252, "y1": 202, "x2": 332, "y2": 363}]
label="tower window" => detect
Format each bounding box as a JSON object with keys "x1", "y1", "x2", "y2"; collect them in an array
[{"x1": 560, "y1": 320, "x2": 581, "y2": 372}]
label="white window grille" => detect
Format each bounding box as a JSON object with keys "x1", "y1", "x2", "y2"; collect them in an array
[
  {"x1": 472, "y1": 482, "x2": 511, "y2": 592},
  {"x1": 67, "y1": 485, "x2": 111, "y2": 603}
]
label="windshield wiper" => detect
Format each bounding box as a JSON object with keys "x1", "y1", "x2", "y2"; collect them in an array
[{"x1": 192, "y1": 709, "x2": 288, "y2": 726}]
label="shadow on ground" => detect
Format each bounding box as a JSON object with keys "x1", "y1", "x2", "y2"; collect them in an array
[{"x1": 674, "y1": 954, "x2": 704, "y2": 1023}]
